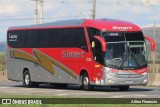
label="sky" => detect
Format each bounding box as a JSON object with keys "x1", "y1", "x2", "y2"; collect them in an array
[{"x1": 0, "y1": 0, "x2": 160, "y2": 42}]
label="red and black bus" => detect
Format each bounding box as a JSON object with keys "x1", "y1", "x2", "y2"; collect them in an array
[{"x1": 6, "y1": 19, "x2": 155, "y2": 91}]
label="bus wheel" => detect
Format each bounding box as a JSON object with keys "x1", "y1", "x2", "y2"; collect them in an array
[
  {"x1": 23, "y1": 71, "x2": 33, "y2": 88},
  {"x1": 81, "y1": 73, "x2": 93, "y2": 91},
  {"x1": 118, "y1": 86, "x2": 129, "y2": 91}
]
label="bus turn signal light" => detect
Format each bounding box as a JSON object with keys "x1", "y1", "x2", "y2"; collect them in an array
[{"x1": 95, "y1": 65, "x2": 100, "y2": 68}]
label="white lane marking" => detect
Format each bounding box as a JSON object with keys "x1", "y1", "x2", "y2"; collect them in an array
[
  {"x1": 110, "y1": 94, "x2": 148, "y2": 98},
  {"x1": 110, "y1": 95, "x2": 123, "y2": 98},
  {"x1": 0, "y1": 87, "x2": 9, "y2": 88},
  {"x1": 57, "y1": 94, "x2": 68, "y2": 96},
  {"x1": 134, "y1": 94, "x2": 147, "y2": 96},
  {"x1": 0, "y1": 88, "x2": 66, "y2": 94}
]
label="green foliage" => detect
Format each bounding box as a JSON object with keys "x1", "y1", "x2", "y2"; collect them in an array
[
  {"x1": 0, "y1": 52, "x2": 6, "y2": 71},
  {"x1": 0, "y1": 93, "x2": 159, "y2": 107},
  {"x1": 148, "y1": 60, "x2": 160, "y2": 64},
  {"x1": 0, "y1": 104, "x2": 159, "y2": 107}
]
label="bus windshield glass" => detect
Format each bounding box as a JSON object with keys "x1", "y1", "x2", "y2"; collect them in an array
[{"x1": 102, "y1": 32, "x2": 147, "y2": 70}]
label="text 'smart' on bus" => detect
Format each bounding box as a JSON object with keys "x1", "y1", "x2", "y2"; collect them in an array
[{"x1": 6, "y1": 19, "x2": 155, "y2": 91}]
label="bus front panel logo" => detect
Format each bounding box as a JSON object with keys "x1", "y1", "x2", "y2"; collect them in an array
[
  {"x1": 8, "y1": 33, "x2": 18, "y2": 42},
  {"x1": 62, "y1": 50, "x2": 84, "y2": 58},
  {"x1": 113, "y1": 26, "x2": 132, "y2": 30}
]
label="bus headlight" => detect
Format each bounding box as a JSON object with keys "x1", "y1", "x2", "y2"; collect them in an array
[
  {"x1": 108, "y1": 79, "x2": 113, "y2": 83},
  {"x1": 142, "y1": 72, "x2": 147, "y2": 75},
  {"x1": 107, "y1": 72, "x2": 116, "y2": 76},
  {"x1": 143, "y1": 79, "x2": 147, "y2": 83}
]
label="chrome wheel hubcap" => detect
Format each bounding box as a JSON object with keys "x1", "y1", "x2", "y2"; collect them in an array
[
  {"x1": 83, "y1": 77, "x2": 89, "y2": 89},
  {"x1": 25, "y1": 74, "x2": 30, "y2": 85}
]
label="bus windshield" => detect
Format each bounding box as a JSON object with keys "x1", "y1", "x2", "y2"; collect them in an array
[{"x1": 102, "y1": 32, "x2": 147, "y2": 70}]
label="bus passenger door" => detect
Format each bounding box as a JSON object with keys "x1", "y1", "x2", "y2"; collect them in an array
[{"x1": 92, "y1": 36, "x2": 106, "y2": 83}]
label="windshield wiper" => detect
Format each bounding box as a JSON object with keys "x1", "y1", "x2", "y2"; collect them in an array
[
  {"x1": 118, "y1": 52, "x2": 129, "y2": 68},
  {"x1": 106, "y1": 63, "x2": 120, "y2": 69},
  {"x1": 130, "y1": 52, "x2": 140, "y2": 67},
  {"x1": 119, "y1": 50, "x2": 140, "y2": 69},
  {"x1": 118, "y1": 42, "x2": 129, "y2": 68}
]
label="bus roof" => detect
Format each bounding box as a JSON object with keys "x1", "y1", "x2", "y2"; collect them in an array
[{"x1": 8, "y1": 19, "x2": 141, "y2": 32}]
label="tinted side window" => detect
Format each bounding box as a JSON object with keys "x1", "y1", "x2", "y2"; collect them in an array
[
  {"x1": 8, "y1": 28, "x2": 88, "y2": 51},
  {"x1": 48, "y1": 29, "x2": 61, "y2": 48},
  {"x1": 36, "y1": 29, "x2": 47, "y2": 47},
  {"x1": 61, "y1": 28, "x2": 74, "y2": 47},
  {"x1": 25, "y1": 30, "x2": 37, "y2": 48},
  {"x1": 73, "y1": 28, "x2": 87, "y2": 51},
  {"x1": 87, "y1": 27, "x2": 99, "y2": 43},
  {"x1": 7, "y1": 30, "x2": 25, "y2": 48},
  {"x1": 61, "y1": 28, "x2": 87, "y2": 51}
]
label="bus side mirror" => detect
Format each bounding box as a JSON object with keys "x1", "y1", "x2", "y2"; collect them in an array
[
  {"x1": 144, "y1": 36, "x2": 155, "y2": 51},
  {"x1": 94, "y1": 35, "x2": 106, "y2": 52}
]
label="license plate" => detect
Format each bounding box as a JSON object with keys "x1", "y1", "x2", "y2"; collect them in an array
[{"x1": 125, "y1": 80, "x2": 133, "y2": 84}]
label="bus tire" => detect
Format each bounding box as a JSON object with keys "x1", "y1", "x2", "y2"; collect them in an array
[
  {"x1": 118, "y1": 86, "x2": 129, "y2": 91},
  {"x1": 23, "y1": 71, "x2": 33, "y2": 88},
  {"x1": 81, "y1": 73, "x2": 93, "y2": 91}
]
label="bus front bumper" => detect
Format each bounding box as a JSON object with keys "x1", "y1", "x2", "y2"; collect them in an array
[{"x1": 93, "y1": 72, "x2": 148, "y2": 86}]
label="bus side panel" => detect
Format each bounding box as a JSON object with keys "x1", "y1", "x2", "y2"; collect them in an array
[
  {"x1": 6, "y1": 47, "x2": 98, "y2": 84},
  {"x1": 6, "y1": 48, "x2": 17, "y2": 81},
  {"x1": 29, "y1": 48, "x2": 80, "y2": 84},
  {"x1": 7, "y1": 48, "x2": 81, "y2": 84},
  {"x1": 31, "y1": 63, "x2": 80, "y2": 84},
  {"x1": 6, "y1": 48, "x2": 27, "y2": 81},
  {"x1": 7, "y1": 49, "x2": 40, "y2": 82}
]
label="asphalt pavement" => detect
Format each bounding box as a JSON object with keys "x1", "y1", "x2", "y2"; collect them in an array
[{"x1": 0, "y1": 81, "x2": 159, "y2": 98}]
